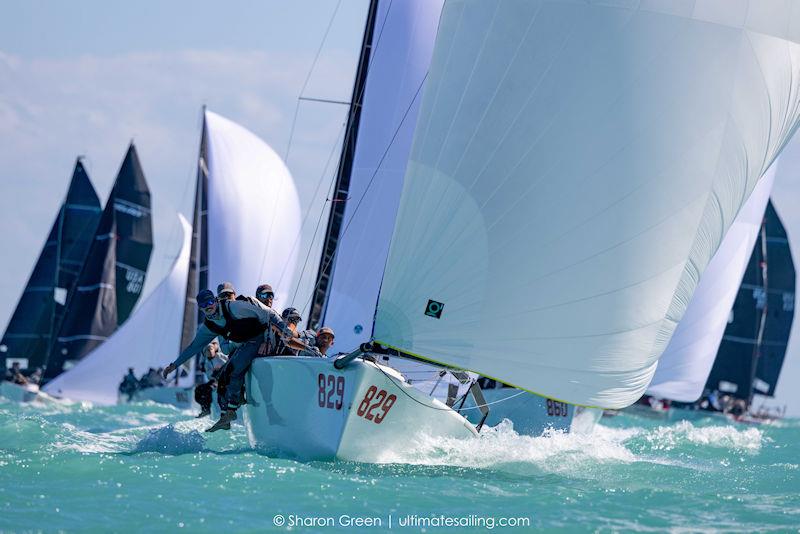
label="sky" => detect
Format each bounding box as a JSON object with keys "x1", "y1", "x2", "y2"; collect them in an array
[{"x1": 0, "y1": 0, "x2": 369, "y2": 327}]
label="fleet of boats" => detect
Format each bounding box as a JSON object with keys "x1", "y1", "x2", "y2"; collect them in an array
[{"x1": 4, "y1": 0, "x2": 800, "y2": 463}]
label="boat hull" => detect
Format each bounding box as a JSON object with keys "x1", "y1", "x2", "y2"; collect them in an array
[
  {"x1": 463, "y1": 387, "x2": 601, "y2": 435},
  {"x1": 0, "y1": 381, "x2": 39, "y2": 403},
  {"x1": 244, "y1": 357, "x2": 478, "y2": 462}
]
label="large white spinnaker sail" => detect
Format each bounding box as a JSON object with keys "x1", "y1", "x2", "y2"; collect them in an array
[
  {"x1": 321, "y1": 0, "x2": 444, "y2": 351},
  {"x1": 204, "y1": 110, "x2": 301, "y2": 303},
  {"x1": 373, "y1": 0, "x2": 800, "y2": 409},
  {"x1": 43, "y1": 215, "x2": 192, "y2": 405},
  {"x1": 647, "y1": 164, "x2": 777, "y2": 403}
]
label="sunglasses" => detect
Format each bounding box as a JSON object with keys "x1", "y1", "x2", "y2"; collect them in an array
[
  {"x1": 257, "y1": 292, "x2": 274, "y2": 299},
  {"x1": 198, "y1": 299, "x2": 216, "y2": 309}
]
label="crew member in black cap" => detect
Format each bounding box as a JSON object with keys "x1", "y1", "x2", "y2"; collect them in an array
[{"x1": 163, "y1": 288, "x2": 294, "y2": 432}]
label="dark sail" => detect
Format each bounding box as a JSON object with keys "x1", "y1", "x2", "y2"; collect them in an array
[
  {"x1": 752, "y1": 202, "x2": 795, "y2": 396},
  {"x1": 0, "y1": 160, "x2": 101, "y2": 371},
  {"x1": 705, "y1": 200, "x2": 796, "y2": 401},
  {"x1": 46, "y1": 144, "x2": 153, "y2": 378},
  {"x1": 180, "y1": 117, "x2": 209, "y2": 349}
]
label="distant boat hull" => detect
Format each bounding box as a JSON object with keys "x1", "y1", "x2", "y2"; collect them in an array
[
  {"x1": 118, "y1": 386, "x2": 195, "y2": 410},
  {"x1": 244, "y1": 357, "x2": 478, "y2": 462},
  {"x1": 0, "y1": 381, "x2": 40, "y2": 403},
  {"x1": 464, "y1": 387, "x2": 602, "y2": 435}
]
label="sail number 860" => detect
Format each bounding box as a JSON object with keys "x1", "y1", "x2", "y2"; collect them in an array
[{"x1": 546, "y1": 399, "x2": 569, "y2": 417}]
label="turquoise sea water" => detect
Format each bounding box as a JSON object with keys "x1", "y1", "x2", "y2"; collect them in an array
[{"x1": 0, "y1": 397, "x2": 798, "y2": 533}]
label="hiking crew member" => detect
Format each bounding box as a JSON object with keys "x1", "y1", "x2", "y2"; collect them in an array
[{"x1": 163, "y1": 289, "x2": 293, "y2": 432}]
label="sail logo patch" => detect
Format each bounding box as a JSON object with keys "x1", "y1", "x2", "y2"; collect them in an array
[{"x1": 425, "y1": 300, "x2": 444, "y2": 319}]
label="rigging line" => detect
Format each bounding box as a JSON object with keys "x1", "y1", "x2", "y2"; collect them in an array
[
  {"x1": 299, "y1": 71, "x2": 428, "y2": 317},
  {"x1": 283, "y1": 0, "x2": 344, "y2": 163},
  {"x1": 291, "y1": 129, "x2": 346, "y2": 308},
  {"x1": 373, "y1": 361, "x2": 527, "y2": 413},
  {"x1": 276, "y1": 121, "x2": 347, "y2": 291},
  {"x1": 286, "y1": 0, "x2": 398, "y2": 311},
  {"x1": 298, "y1": 96, "x2": 351, "y2": 106}
]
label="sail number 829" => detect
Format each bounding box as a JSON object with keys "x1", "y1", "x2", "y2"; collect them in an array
[
  {"x1": 356, "y1": 385, "x2": 397, "y2": 424},
  {"x1": 318, "y1": 374, "x2": 345, "y2": 410}
]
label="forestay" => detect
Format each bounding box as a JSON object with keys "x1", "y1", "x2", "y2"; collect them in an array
[
  {"x1": 322, "y1": 0, "x2": 444, "y2": 351},
  {"x1": 204, "y1": 110, "x2": 301, "y2": 304},
  {"x1": 373, "y1": 0, "x2": 800, "y2": 408},
  {"x1": 647, "y1": 165, "x2": 776, "y2": 403},
  {"x1": 43, "y1": 215, "x2": 192, "y2": 405}
]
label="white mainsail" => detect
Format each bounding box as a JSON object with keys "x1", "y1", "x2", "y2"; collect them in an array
[
  {"x1": 43, "y1": 215, "x2": 192, "y2": 405},
  {"x1": 322, "y1": 0, "x2": 444, "y2": 351},
  {"x1": 373, "y1": 0, "x2": 800, "y2": 408},
  {"x1": 647, "y1": 164, "x2": 777, "y2": 403},
  {"x1": 204, "y1": 110, "x2": 301, "y2": 303}
]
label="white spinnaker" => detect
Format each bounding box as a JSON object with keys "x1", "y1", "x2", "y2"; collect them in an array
[
  {"x1": 43, "y1": 215, "x2": 192, "y2": 405},
  {"x1": 322, "y1": 0, "x2": 444, "y2": 351},
  {"x1": 205, "y1": 110, "x2": 301, "y2": 304},
  {"x1": 373, "y1": 0, "x2": 800, "y2": 408},
  {"x1": 647, "y1": 164, "x2": 776, "y2": 403}
]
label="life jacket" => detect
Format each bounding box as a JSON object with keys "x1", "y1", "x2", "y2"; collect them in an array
[{"x1": 204, "y1": 300, "x2": 268, "y2": 342}]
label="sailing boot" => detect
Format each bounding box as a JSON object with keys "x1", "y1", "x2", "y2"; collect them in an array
[
  {"x1": 205, "y1": 409, "x2": 236, "y2": 432},
  {"x1": 195, "y1": 407, "x2": 211, "y2": 418}
]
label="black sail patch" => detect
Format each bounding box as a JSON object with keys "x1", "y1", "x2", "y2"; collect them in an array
[{"x1": 425, "y1": 300, "x2": 444, "y2": 319}]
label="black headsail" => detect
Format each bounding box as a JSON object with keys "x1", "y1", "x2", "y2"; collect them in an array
[
  {"x1": 705, "y1": 200, "x2": 796, "y2": 402},
  {"x1": 0, "y1": 160, "x2": 101, "y2": 371},
  {"x1": 45, "y1": 144, "x2": 153, "y2": 379},
  {"x1": 308, "y1": 0, "x2": 380, "y2": 328}
]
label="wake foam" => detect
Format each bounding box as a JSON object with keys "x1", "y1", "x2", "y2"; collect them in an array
[
  {"x1": 375, "y1": 418, "x2": 766, "y2": 472},
  {"x1": 639, "y1": 420, "x2": 764, "y2": 452}
]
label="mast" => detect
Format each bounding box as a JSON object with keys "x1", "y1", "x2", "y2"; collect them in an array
[
  {"x1": 180, "y1": 111, "x2": 209, "y2": 350},
  {"x1": 179, "y1": 110, "x2": 210, "y2": 385},
  {"x1": 747, "y1": 219, "x2": 770, "y2": 404},
  {"x1": 308, "y1": 0, "x2": 380, "y2": 328}
]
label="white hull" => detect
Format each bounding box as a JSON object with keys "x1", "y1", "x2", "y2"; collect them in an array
[
  {"x1": 119, "y1": 386, "x2": 196, "y2": 410},
  {"x1": 0, "y1": 381, "x2": 39, "y2": 403},
  {"x1": 244, "y1": 357, "x2": 478, "y2": 462}
]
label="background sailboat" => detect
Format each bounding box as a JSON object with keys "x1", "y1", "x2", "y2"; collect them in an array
[
  {"x1": 0, "y1": 159, "x2": 101, "y2": 373},
  {"x1": 45, "y1": 144, "x2": 153, "y2": 380},
  {"x1": 704, "y1": 198, "x2": 796, "y2": 413}
]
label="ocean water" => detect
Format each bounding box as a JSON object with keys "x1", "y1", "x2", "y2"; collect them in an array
[{"x1": 0, "y1": 397, "x2": 798, "y2": 533}]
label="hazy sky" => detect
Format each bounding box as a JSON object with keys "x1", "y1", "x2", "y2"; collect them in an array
[{"x1": 0, "y1": 0, "x2": 369, "y2": 327}]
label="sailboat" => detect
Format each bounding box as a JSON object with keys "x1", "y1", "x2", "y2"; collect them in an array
[
  {"x1": 702, "y1": 198, "x2": 796, "y2": 421},
  {"x1": 44, "y1": 144, "x2": 154, "y2": 381},
  {"x1": 303, "y1": 0, "x2": 585, "y2": 437},
  {"x1": 243, "y1": 0, "x2": 800, "y2": 461},
  {"x1": 44, "y1": 110, "x2": 302, "y2": 406},
  {"x1": 0, "y1": 159, "x2": 101, "y2": 401}
]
